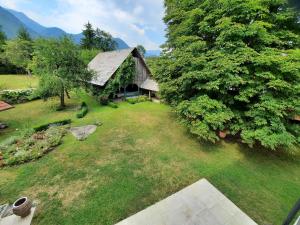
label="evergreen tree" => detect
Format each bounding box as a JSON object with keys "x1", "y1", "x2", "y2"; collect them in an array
[
  {"x1": 17, "y1": 26, "x2": 32, "y2": 41},
  {"x1": 81, "y1": 22, "x2": 96, "y2": 49},
  {"x1": 158, "y1": 0, "x2": 300, "y2": 151}
]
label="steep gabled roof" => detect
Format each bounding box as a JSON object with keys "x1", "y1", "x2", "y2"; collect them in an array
[
  {"x1": 88, "y1": 48, "x2": 141, "y2": 86},
  {"x1": 140, "y1": 78, "x2": 159, "y2": 92}
]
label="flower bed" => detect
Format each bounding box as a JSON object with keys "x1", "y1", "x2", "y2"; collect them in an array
[{"x1": 0, "y1": 126, "x2": 67, "y2": 167}]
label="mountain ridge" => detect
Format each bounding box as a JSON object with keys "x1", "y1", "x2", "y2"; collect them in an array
[
  {"x1": 0, "y1": 6, "x2": 160, "y2": 55},
  {"x1": 1, "y1": 7, "x2": 130, "y2": 50}
]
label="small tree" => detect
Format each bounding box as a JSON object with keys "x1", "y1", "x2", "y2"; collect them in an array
[
  {"x1": 17, "y1": 26, "x2": 32, "y2": 42},
  {"x1": 81, "y1": 22, "x2": 96, "y2": 50},
  {"x1": 31, "y1": 37, "x2": 93, "y2": 108},
  {"x1": 137, "y1": 45, "x2": 146, "y2": 57}
]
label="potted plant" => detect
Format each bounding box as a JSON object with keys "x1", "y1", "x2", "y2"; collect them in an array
[{"x1": 12, "y1": 197, "x2": 32, "y2": 217}]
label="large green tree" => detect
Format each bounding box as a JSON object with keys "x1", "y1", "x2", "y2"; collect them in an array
[
  {"x1": 31, "y1": 37, "x2": 93, "y2": 108},
  {"x1": 158, "y1": 0, "x2": 300, "y2": 151}
]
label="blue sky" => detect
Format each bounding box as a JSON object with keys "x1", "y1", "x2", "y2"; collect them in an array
[{"x1": 0, "y1": 0, "x2": 166, "y2": 50}]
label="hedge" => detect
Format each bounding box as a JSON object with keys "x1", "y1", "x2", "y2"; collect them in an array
[
  {"x1": 76, "y1": 102, "x2": 88, "y2": 118},
  {"x1": 0, "y1": 89, "x2": 39, "y2": 104},
  {"x1": 34, "y1": 119, "x2": 72, "y2": 132}
]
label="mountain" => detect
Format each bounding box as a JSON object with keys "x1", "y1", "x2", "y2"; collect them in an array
[
  {"x1": 1, "y1": 7, "x2": 130, "y2": 49},
  {"x1": 7, "y1": 8, "x2": 66, "y2": 38},
  {"x1": 114, "y1": 38, "x2": 130, "y2": 49},
  {"x1": 0, "y1": 6, "x2": 38, "y2": 39}
]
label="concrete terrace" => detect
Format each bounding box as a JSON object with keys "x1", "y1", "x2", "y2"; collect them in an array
[{"x1": 115, "y1": 179, "x2": 257, "y2": 225}]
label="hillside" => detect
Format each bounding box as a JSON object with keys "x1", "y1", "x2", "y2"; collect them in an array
[
  {"x1": 0, "y1": 6, "x2": 38, "y2": 39},
  {"x1": 1, "y1": 7, "x2": 130, "y2": 49},
  {"x1": 1, "y1": 6, "x2": 162, "y2": 54}
]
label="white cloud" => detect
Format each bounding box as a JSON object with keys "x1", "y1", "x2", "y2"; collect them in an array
[{"x1": 0, "y1": 0, "x2": 166, "y2": 50}]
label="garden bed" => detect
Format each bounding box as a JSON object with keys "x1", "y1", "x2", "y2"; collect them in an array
[{"x1": 0, "y1": 126, "x2": 67, "y2": 166}]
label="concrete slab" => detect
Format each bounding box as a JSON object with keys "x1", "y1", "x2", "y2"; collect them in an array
[
  {"x1": 0, "y1": 207, "x2": 36, "y2": 225},
  {"x1": 69, "y1": 125, "x2": 97, "y2": 141},
  {"x1": 115, "y1": 179, "x2": 257, "y2": 225}
]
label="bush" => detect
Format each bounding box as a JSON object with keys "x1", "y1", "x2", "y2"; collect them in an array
[
  {"x1": 98, "y1": 94, "x2": 109, "y2": 105},
  {"x1": 127, "y1": 95, "x2": 150, "y2": 104},
  {"x1": 108, "y1": 102, "x2": 118, "y2": 108},
  {"x1": 127, "y1": 98, "x2": 137, "y2": 104},
  {"x1": 76, "y1": 102, "x2": 89, "y2": 118},
  {"x1": 0, "y1": 88, "x2": 39, "y2": 104},
  {"x1": 34, "y1": 119, "x2": 71, "y2": 132}
]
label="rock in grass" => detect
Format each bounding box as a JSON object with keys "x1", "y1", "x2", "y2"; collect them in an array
[{"x1": 69, "y1": 125, "x2": 97, "y2": 141}]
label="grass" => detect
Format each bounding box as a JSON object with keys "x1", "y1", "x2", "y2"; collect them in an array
[
  {"x1": 0, "y1": 91, "x2": 299, "y2": 225},
  {"x1": 0, "y1": 74, "x2": 38, "y2": 90}
]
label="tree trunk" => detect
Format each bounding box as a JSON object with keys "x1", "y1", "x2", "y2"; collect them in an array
[
  {"x1": 124, "y1": 86, "x2": 127, "y2": 100},
  {"x1": 65, "y1": 89, "x2": 71, "y2": 99},
  {"x1": 60, "y1": 87, "x2": 65, "y2": 108}
]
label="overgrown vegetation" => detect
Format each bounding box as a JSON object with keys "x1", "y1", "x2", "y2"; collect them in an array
[
  {"x1": 0, "y1": 126, "x2": 67, "y2": 166},
  {"x1": 98, "y1": 56, "x2": 136, "y2": 100},
  {"x1": 154, "y1": 0, "x2": 300, "y2": 151}
]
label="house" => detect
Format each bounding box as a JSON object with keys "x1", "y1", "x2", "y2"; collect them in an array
[{"x1": 88, "y1": 48, "x2": 159, "y2": 98}]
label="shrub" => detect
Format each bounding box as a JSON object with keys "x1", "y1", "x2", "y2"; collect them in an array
[
  {"x1": 98, "y1": 94, "x2": 109, "y2": 105},
  {"x1": 34, "y1": 119, "x2": 71, "y2": 132},
  {"x1": 127, "y1": 98, "x2": 137, "y2": 104},
  {"x1": 0, "y1": 89, "x2": 39, "y2": 104},
  {"x1": 76, "y1": 102, "x2": 89, "y2": 118},
  {"x1": 108, "y1": 102, "x2": 118, "y2": 108},
  {"x1": 127, "y1": 95, "x2": 150, "y2": 104}
]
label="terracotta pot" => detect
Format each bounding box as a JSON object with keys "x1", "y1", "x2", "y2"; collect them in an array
[
  {"x1": 219, "y1": 131, "x2": 227, "y2": 139},
  {"x1": 12, "y1": 197, "x2": 32, "y2": 217}
]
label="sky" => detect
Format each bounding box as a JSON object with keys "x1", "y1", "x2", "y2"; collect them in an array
[{"x1": 0, "y1": 0, "x2": 166, "y2": 50}]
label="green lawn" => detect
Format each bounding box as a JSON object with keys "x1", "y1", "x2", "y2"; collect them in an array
[
  {"x1": 0, "y1": 75, "x2": 38, "y2": 90},
  {"x1": 0, "y1": 92, "x2": 299, "y2": 225}
]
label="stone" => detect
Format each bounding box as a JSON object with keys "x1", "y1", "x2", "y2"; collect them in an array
[
  {"x1": 115, "y1": 179, "x2": 257, "y2": 225},
  {"x1": 0, "y1": 123, "x2": 8, "y2": 129},
  {"x1": 69, "y1": 125, "x2": 97, "y2": 141}
]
